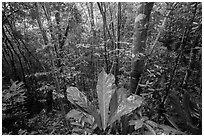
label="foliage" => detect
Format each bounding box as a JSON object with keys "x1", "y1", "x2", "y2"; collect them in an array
[
  {"x1": 66, "y1": 109, "x2": 96, "y2": 134},
  {"x1": 2, "y1": 80, "x2": 28, "y2": 134},
  {"x1": 2, "y1": 81, "x2": 27, "y2": 111},
  {"x1": 129, "y1": 116, "x2": 185, "y2": 135},
  {"x1": 2, "y1": 2, "x2": 202, "y2": 135},
  {"x1": 66, "y1": 69, "x2": 143, "y2": 134}
]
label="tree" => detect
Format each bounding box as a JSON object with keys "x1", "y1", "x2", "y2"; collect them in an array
[{"x1": 130, "y1": 2, "x2": 154, "y2": 95}]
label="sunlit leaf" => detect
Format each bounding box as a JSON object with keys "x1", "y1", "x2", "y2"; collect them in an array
[
  {"x1": 66, "y1": 87, "x2": 102, "y2": 129},
  {"x1": 71, "y1": 122, "x2": 82, "y2": 127},
  {"x1": 108, "y1": 94, "x2": 143, "y2": 126},
  {"x1": 144, "y1": 123, "x2": 156, "y2": 135},
  {"x1": 96, "y1": 68, "x2": 115, "y2": 130},
  {"x1": 145, "y1": 120, "x2": 158, "y2": 128},
  {"x1": 82, "y1": 113, "x2": 95, "y2": 125},
  {"x1": 66, "y1": 109, "x2": 83, "y2": 120},
  {"x1": 66, "y1": 87, "x2": 89, "y2": 111},
  {"x1": 129, "y1": 119, "x2": 144, "y2": 130},
  {"x1": 135, "y1": 14, "x2": 146, "y2": 23}
]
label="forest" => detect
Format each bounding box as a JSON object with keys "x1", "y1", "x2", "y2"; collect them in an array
[{"x1": 2, "y1": 2, "x2": 202, "y2": 135}]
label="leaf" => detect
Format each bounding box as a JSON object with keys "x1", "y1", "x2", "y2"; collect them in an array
[
  {"x1": 135, "y1": 14, "x2": 146, "y2": 23},
  {"x1": 108, "y1": 94, "x2": 143, "y2": 126},
  {"x1": 140, "y1": 116, "x2": 149, "y2": 121},
  {"x1": 144, "y1": 131, "x2": 155, "y2": 135},
  {"x1": 66, "y1": 87, "x2": 102, "y2": 129},
  {"x1": 109, "y1": 87, "x2": 128, "y2": 121},
  {"x1": 129, "y1": 120, "x2": 144, "y2": 130},
  {"x1": 82, "y1": 113, "x2": 95, "y2": 125},
  {"x1": 71, "y1": 122, "x2": 82, "y2": 127},
  {"x1": 109, "y1": 90, "x2": 118, "y2": 119},
  {"x1": 66, "y1": 109, "x2": 83, "y2": 120},
  {"x1": 96, "y1": 68, "x2": 115, "y2": 130},
  {"x1": 159, "y1": 124, "x2": 185, "y2": 135},
  {"x1": 144, "y1": 123, "x2": 156, "y2": 135},
  {"x1": 66, "y1": 87, "x2": 89, "y2": 112},
  {"x1": 145, "y1": 120, "x2": 158, "y2": 128},
  {"x1": 117, "y1": 87, "x2": 127, "y2": 105},
  {"x1": 72, "y1": 127, "x2": 83, "y2": 133}
]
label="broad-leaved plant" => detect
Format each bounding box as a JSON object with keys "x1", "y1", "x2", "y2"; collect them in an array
[{"x1": 66, "y1": 69, "x2": 143, "y2": 133}]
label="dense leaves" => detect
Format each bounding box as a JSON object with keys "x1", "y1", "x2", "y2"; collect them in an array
[
  {"x1": 2, "y1": 2, "x2": 202, "y2": 135},
  {"x1": 2, "y1": 81, "x2": 28, "y2": 134}
]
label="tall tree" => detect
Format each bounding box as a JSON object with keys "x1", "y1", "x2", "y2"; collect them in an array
[{"x1": 130, "y1": 2, "x2": 154, "y2": 95}]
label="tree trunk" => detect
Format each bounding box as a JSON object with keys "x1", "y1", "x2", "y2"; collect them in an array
[
  {"x1": 87, "y1": 2, "x2": 97, "y2": 88},
  {"x1": 3, "y1": 26, "x2": 26, "y2": 82},
  {"x1": 115, "y1": 2, "x2": 121, "y2": 86},
  {"x1": 34, "y1": 3, "x2": 49, "y2": 45},
  {"x1": 130, "y1": 2, "x2": 154, "y2": 95},
  {"x1": 97, "y1": 2, "x2": 110, "y2": 73}
]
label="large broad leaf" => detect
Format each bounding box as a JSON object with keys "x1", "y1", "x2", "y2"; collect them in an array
[
  {"x1": 96, "y1": 68, "x2": 115, "y2": 130},
  {"x1": 66, "y1": 87, "x2": 102, "y2": 129},
  {"x1": 108, "y1": 93, "x2": 143, "y2": 126},
  {"x1": 67, "y1": 87, "x2": 90, "y2": 112},
  {"x1": 109, "y1": 87, "x2": 127, "y2": 119}
]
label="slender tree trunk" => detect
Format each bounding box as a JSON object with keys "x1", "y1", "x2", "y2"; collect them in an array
[
  {"x1": 3, "y1": 43, "x2": 18, "y2": 80},
  {"x1": 130, "y1": 2, "x2": 154, "y2": 95},
  {"x1": 6, "y1": 22, "x2": 32, "y2": 74},
  {"x1": 90, "y1": 2, "x2": 96, "y2": 78},
  {"x1": 182, "y1": 32, "x2": 200, "y2": 88},
  {"x1": 162, "y1": 2, "x2": 198, "y2": 105},
  {"x1": 181, "y1": 4, "x2": 199, "y2": 89},
  {"x1": 109, "y1": 6, "x2": 116, "y2": 50},
  {"x1": 115, "y1": 2, "x2": 121, "y2": 86},
  {"x1": 87, "y1": 2, "x2": 97, "y2": 89},
  {"x1": 97, "y1": 2, "x2": 110, "y2": 73},
  {"x1": 3, "y1": 26, "x2": 26, "y2": 82},
  {"x1": 34, "y1": 3, "x2": 49, "y2": 45},
  {"x1": 41, "y1": 3, "x2": 58, "y2": 56},
  {"x1": 2, "y1": 49, "x2": 10, "y2": 68},
  {"x1": 18, "y1": 36, "x2": 45, "y2": 71},
  {"x1": 55, "y1": 3, "x2": 63, "y2": 70}
]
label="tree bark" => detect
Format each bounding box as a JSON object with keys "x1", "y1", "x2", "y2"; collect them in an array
[{"x1": 130, "y1": 3, "x2": 154, "y2": 95}]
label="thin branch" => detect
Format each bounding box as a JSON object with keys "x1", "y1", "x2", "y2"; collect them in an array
[{"x1": 149, "y1": 2, "x2": 177, "y2": 55}]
